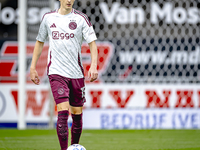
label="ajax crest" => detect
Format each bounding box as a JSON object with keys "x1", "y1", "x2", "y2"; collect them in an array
[{"x1": 69, "y1": 22, "x2": 77, "y2": 30}]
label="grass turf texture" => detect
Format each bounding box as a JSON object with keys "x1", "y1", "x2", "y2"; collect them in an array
[{"x1": 0, "y1": 129, "x2": 200, "y2": 150}]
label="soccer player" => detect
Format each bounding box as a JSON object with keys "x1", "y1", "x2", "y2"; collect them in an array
[{"x1": 30, "y1": 0, "x2": 98, "y2": 149}]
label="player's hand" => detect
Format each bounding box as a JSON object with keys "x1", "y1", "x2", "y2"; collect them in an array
[
  {"x1": 88, "y1": 66, "x2": 98, "y2": 82},
  {"x1": 30, "y1": 68, "x2": 40, "y2": 85}
]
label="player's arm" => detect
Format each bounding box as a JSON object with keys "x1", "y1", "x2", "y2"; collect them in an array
[
  {"x1": 30, "y1": 40, "x2": 44, "y2": 85},
  {"x1": 88, "y1": 40, "x2": 98, "y2": 82}
]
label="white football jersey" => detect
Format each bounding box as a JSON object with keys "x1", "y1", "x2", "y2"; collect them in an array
[{"x1": 36, "y1": 9, "x2": 97, "y2": 78}]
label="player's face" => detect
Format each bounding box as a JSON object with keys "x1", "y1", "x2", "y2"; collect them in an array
[{"x1": 59, "y1": 0, "x2": 75, "y2": 10}]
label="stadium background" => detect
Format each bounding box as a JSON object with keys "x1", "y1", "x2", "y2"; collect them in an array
[{"x1": 0, "y1": 0, "x2": 200, "y2": 129}]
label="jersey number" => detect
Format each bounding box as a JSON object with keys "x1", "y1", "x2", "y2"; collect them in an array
[{"x1": 81, "y1": 87, "x2": 85, "y2": 98}]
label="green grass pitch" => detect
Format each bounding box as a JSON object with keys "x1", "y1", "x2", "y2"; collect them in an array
[{"x1": 0, "y1": 129, "x2": 200, "y2": 150}]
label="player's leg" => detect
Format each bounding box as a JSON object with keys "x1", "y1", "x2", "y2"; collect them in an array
[
  {"x1": 48, "y1": 74, "x2": 70, "y2": 150},
  {"x1": 69, "y1": 78, "x2": 86, "y2": 145},
  {"x1": 56, "y1": 102, "x2": 70, "y2": 150},
  {"x1": 70, "y1": 106, "x2": 83, "y2": 145}
]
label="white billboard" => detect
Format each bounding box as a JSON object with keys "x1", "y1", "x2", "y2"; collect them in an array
[
  {"x1": 0, "y1": 83, "x2": 200, "y2": 129},
  {"x1": 83, "y1": 108, "x2": 200, "y2": 129}
]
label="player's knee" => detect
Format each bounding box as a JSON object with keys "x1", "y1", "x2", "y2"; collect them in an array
[
  {"x1": 70, "y1": 106, "x2": 83, "y2": 115},
  {"x1": 57, "y1": 101, "x2": 70, "y2": 112}
]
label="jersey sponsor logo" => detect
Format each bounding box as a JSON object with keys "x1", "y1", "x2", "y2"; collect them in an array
[
  {"x1": 52, "y1": 31, "x2": 59, "y2": 39},
  {"x1": 69, "y1": 22, "x2": 77, "y2": 30},
  {"x1": 50, "y1": 23, "x2": 56, "y2": 28},
  {"x1": 52, "y1": 31, "x2": 74, "y2": 40}
]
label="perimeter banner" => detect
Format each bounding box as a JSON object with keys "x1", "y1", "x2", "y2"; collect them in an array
[
  {"x1": 83, "y1": 108, "x2": 200, "y2": 129},
  {"x1": 0, "y1": 84, "x2": 200, "y2": 129}
]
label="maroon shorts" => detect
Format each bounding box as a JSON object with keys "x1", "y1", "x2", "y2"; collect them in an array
[{"x1": 48, "y1": 74, "x2": 86, "y2": 107}]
